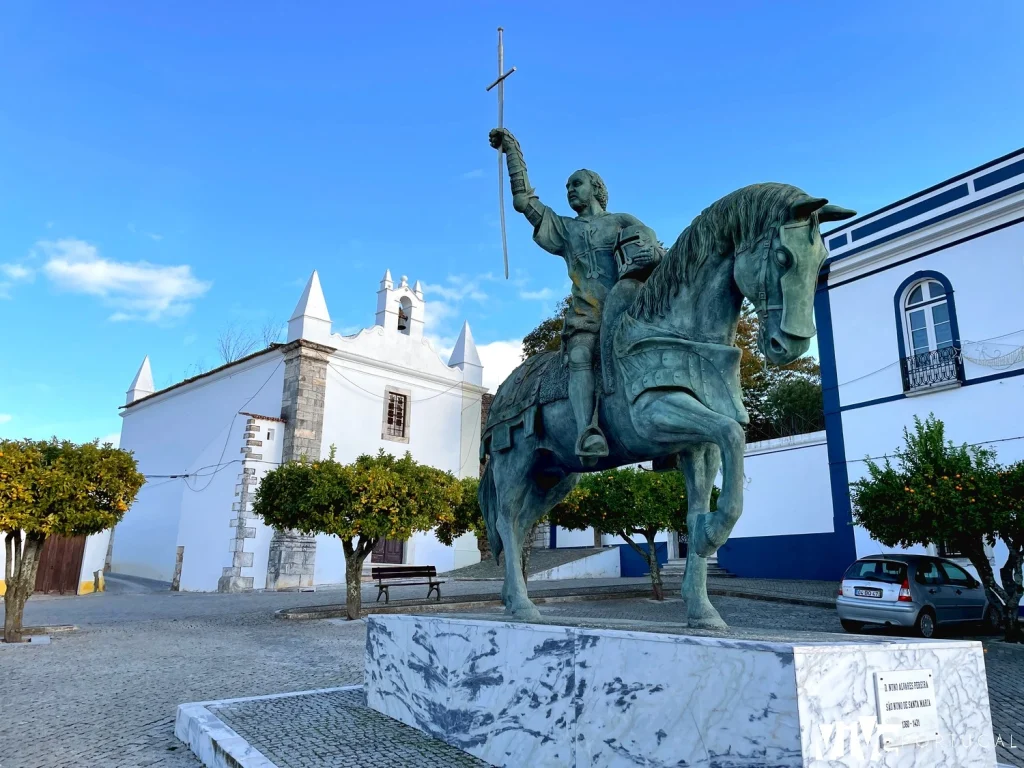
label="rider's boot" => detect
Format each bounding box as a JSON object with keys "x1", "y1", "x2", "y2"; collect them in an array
[{"x1": 569, "y1": 366, "x2": 608, "y2": 466}]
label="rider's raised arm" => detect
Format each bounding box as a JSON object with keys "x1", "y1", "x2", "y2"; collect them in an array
[{"x1": 489, "y1": 128, "x2": 567, "y2": 256}]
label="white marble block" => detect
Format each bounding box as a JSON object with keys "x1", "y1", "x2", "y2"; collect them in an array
[{"x1": 365, "y1": 614, "x2": 997, "y2": 768}]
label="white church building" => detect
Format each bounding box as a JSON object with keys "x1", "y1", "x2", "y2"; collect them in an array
[{"x1": 111, "y1": 270, "x2": 487, "y2": 592}]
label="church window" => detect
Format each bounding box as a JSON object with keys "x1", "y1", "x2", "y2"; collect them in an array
[
  {"x1": 382, "y1": 386, "x2": 411, "y2": 443},
  {"x1": 894, "y1": 271, "x2": 963, "y2": 392},
  {"x1": 266, "y1": 428, "x2": 275, "y2": 441},
  {"x1": 397, "y1": 297, "x2": 412, "y2": 335}
]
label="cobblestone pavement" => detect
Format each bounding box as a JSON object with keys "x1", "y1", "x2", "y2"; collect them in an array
[
  {"x1": 1, "y1": 583, "x2": 1020, "y2": 767},
  {"x1": 213, "y1": 689, "x2": 486, "y2": 767}
]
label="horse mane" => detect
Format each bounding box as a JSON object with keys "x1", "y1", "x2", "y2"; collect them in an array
[{"x1": 630, "y1": 183, "x2": 813, "y2": 321}]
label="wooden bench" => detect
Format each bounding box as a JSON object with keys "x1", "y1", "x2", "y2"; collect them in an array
[{"x1": 371, "y1": 565, "x2": 444, "y2": 604}]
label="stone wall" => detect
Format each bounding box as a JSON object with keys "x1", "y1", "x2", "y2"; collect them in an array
[{"x1": 266, "y1": 340, "x2": 334, "y2": 590}]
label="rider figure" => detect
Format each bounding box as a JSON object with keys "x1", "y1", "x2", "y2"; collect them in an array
[{"x1": 490, "y1": 127, "x2": 659, "y2": 463}]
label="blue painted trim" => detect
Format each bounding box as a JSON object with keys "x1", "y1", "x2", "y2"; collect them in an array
[
  {"x1": 717, "y1": 532, "x2": 852, "y2": 580},
  {"x1": 617, "y1": 541, "x2": 667, "y2": 577},
  {"x1": 963, "y1": 366, "x2": 1024, "y2": 388},
  {"x1": 812, "y1": 274, "x2": 859, "y2": 574},
  {"x1": 826, "y1": 214, "x2": 1024, "y2": 289},
  {"x1": 549, "y1": 524, "x2": 557, "y2": 549},
  {"x1": 828, "y1": 233, "x2": 848, "y2": 250},
  {"x1": 825, "y1": 181, "x2": 1024, "y2": 265},
  {"x1": 891, "y1": 270, "x2": 965, "y2": 388},
  {"x1": 840, "y1": 393, "x2": 907, "y2": 413},
  {"x1": 823, "y1": 146, "x2": 1024, "y2": 239},
  {"x1": 975, "y1": 157, "x2": 1024, "y2": 192},
  {"x1": 852, "y1": 184, "x2": 969, "y2": 243}
]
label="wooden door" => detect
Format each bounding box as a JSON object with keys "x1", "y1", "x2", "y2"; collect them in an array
[
  {"x1": 371, "y1": 538, "x2": 404, "y2": 564},
  {"x1": 34, "y1": 534, "x2": 87, "y2": 595}
]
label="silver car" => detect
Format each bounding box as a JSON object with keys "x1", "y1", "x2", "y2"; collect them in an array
[{"x1": 836, "y1": 554, "x2": 995, "y2": 638}]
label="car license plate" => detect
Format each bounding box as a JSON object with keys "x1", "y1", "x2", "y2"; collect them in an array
[{"x1": 855, "y1": 587, "x2": 883, "y2": 598}]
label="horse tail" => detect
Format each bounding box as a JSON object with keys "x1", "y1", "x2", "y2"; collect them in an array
[{"x1": 479, "y1": 459, "x2": 503, "y2": 562}]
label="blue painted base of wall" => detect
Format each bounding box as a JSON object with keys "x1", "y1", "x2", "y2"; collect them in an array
[
  {"x1": 618, "y1": 542, "x2": 668, "y2": 577},
  {"x1": 717, "y1": 532, "x2": 854, "y2": 581}
]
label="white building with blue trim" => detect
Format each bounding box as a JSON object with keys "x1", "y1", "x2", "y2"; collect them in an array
[{"x1": 717, "y1": 147, "x2": 1024, "y2": 581}]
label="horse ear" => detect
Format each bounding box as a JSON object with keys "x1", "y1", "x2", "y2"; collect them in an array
[
  {"x1": 790, "y1": 196, "x2": 828, "y2": 221},
  {"x1": 817, "y1": 204, "x2": 857, "y2": 223}
]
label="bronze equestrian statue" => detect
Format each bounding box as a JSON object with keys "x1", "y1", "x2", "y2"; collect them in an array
[{"x1": 481, "y1": 128, "x2": 855, "y2": 628}]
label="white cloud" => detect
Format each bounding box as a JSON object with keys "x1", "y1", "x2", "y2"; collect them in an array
[
  {"x1": 147, "y1": 232, "x2": 163, "y2": 241},
  {"x1": 477, "y1": 339, "x2": 524, "y2": 392},
  {"x1": 0, "y1": 413, "x2": 12, "y2": 425},
  {"x1": 1, "y1": 263, "x2": 34, "y2": 281},
  {"x1": 520, "y1": 287, "x2": 554, "y2": 301},
  {"x1": 45, "y1": 221, "x2": 54, "y2": 229},
  {"x1": 39, "y1": 238, "x2": 211, "y2": 323},
  {"x1": 98, "y1": 432, "x2": 120, "y2": 447},
  {"x1": 462, "y1": 169, "x2": 485, "y2": 180},
  {"x1": 422, "y1": 274, "x2": 490, "y2": 304}
]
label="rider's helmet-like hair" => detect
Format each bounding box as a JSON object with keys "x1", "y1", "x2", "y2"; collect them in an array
[{"x1": 574, "y1": 169, "x2": 608, "y2": 210}]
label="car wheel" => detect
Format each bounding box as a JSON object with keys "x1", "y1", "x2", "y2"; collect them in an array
[
  {"x1": 840, "y1": 619, "x2": 864, "y2": 633},
  {"x1": 915, "y1": 608, "x2": 937, "y2": 638}
]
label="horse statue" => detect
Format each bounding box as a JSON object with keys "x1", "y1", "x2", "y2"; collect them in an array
[{"x1": 479, "y1": 183, "x2": 855, "y2": 628}]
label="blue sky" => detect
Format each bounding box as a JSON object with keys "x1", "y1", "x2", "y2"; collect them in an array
[{"x1": 2, "y1": 1, "x2": 1022, "y2": 444}]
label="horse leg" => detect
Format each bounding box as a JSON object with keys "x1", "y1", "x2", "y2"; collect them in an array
[
  {"x1": 633, "y1": 390, "x2": 746, "y2": 558},
  {"x1": 679, "y1": 444, "x2": 725, "y2": 629},
  {"x1": 497, "y1": 465, "x2": 578, "y2": 620}
]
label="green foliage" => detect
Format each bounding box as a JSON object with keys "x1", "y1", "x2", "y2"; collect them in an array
[
  {"x1": 552, "y1": 466, "x2": 692, "y2": 600},
  {"x1": 434, "y1": 477, "x2": 484, "y2": 547},
  {"x1": 851, "y1": 414, "x2": 1024, "y2": 641},
  {"x1": 252, "y1": 448, "x2": 463, "y2": 619},
  {"x1": 253, "y1": 449, "x2": 462, "y2": 545},
  {"x1": 736, "y1": 305, "x2": 823, "y2": 441},
  {"x1": 521, "y1": 295, "x2": 571, "y2": 360},
  {"x1": 850, "y1": 415, "x2": 1000, "y2": 550},
  {"x1": 0, "y1": 438, "x2": 145, "y2": 538}
]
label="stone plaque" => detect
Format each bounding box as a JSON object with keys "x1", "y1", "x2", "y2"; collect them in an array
[{"x1": 874, "y1": 668, "x2": 940, "y2": 748}]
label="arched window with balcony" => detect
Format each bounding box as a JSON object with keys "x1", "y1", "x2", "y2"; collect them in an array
[{"x1": 893, "y1": 271, "x2": 964, "y2": 392}]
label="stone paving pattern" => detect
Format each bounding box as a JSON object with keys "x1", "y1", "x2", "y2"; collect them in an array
[
  {"x1": 214, "y1": 689, "x2": 486, "y2": 767},
  {"x1": 1, "y1": 578, "x2": 1020, "y2": 767}
]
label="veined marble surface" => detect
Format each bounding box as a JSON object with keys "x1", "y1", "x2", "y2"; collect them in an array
[{"x1": 364, "y1": 614, "x2": 997, "y2": 768}]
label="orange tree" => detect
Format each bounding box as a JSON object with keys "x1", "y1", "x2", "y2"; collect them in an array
[
  {"x1": 0, "y1": 438, "x2": 144, "y2": 643},
  {"x1": 552, "y1": 466, "x2": 691, "y2": 600},
  {"x1": 851, "y1": 415, "x2": 1022, "y2": 641},
  {"x1": 252, "y1": 449, "x2": 462, "y2": 619}
]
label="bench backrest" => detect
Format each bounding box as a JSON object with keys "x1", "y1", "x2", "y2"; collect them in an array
[{"x1": 372, "y1": 565, "x2": 437, "y2": 580}]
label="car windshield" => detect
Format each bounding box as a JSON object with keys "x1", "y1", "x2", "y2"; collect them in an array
[{"x1": 844, "y1": 560, "x2": 907, "y2": 584}]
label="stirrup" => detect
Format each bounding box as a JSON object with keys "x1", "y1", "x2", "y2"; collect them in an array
[{"x1": 575, "y1": 426, "x2": 609, "y2": 459}]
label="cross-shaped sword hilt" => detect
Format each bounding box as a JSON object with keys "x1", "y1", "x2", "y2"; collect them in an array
[{"x1": 487, "y1": 26, "x2": 516, "y2": 279}]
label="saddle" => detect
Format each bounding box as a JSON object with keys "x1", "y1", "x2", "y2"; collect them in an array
[{"x1": 481, "y1": 280, "x2": 640, "y2": 457}]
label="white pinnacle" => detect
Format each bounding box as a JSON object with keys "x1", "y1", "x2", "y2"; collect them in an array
[
  {"x1": 126, "y1": 356, "x2": 155, "y2": 404},
  {"x1": 290, "y1": 270, "x2": 331, "y2": 323},
  {"x1": 448, "y1": 321, "x2": 483, "y2": 369}
]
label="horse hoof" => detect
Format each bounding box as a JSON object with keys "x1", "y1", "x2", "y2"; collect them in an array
[
  {"x1": 506, "y1": 603, "x2": 541, "y2": 622},
  {"x1": 691, "y1": 514, "x2": 718, "y2": 558},
  {"x1": 688, "y1": 613, "x2": 728, "y2": 631}
]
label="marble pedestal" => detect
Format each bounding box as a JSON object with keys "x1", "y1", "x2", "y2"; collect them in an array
[{"x1": 365, "y1": 614, "x2": 997, "y2": 768}]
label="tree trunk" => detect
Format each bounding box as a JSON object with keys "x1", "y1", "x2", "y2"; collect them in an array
[
  {"x1": 644, "y1": 531, "x2": 665, "y2": 601},
  {"x1": 342, "y1": 537, "x2": 377, "y2": 621},
  {"x1": 593, "y1": 526, "x2": 603, "y2": 548},
  {"x1": 477, "y1": 530, "x2": 491, "y2": 561},
  {"x1": 959, "y1": 536, "x2": 1016, "y2": 640},
  {"x1": 620, "y1": 530, "x2": 663, "y2": 601},
  {"x1": 998, "y1": 539, "x2": 1023, "y2": 643},
  {"x1": 3, "y1": 531, "x2": 46, "y2": 643}
]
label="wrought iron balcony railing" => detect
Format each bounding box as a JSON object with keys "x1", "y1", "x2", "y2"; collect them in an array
[{"x1": 900, "y1": 346, "x2": 962, "y2": 392}]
